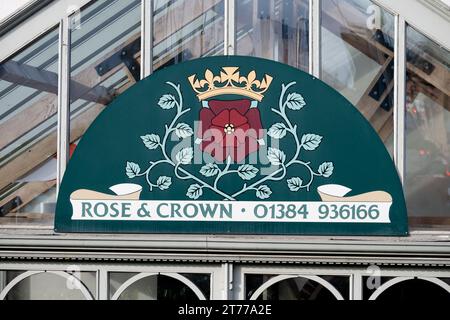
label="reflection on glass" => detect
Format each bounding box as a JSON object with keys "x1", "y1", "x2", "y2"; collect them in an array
[
  {"x1": 109, "y1": 272, "x2": 137, "y2": 299},
  {"x1": 180, "y1": 273, "x2": 211, "y2": 299},
  {"x1": 321, "y1": 0, "x2": 395, "y2": 154},
  {"x1": 69, "y1": 0, "x2": 142, "y2": 145},
  {"x1": 0, "y1": 27, "x2": 59, "y2": 227},
  {"x1": 236, "y1": 0, "x2": 309, "y2": 71},
  {"x1": 4, "y1": 271, "x2": 96, "y2": 300},
  {"x1": 153, "y1": 0, "x2": 225, "y2": 71},
  {"x1": 405, "y1": 26, "x2": 450, "y2": 228},
  {"x1": 110, "y1": 273, "x2": 209, "y2": 300},
  {"x1": 245, "y1": 274, "x2": 348, "y2": 300},
  {"x1": 373, "y1": 278, "x2": 450, "y2": 301}
]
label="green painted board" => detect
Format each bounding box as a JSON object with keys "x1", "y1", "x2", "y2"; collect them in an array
[{"x1": 55, "y1": 56, "x2": 408, "y2": 235}]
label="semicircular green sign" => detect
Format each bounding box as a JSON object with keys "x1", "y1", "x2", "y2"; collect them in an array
[{"x1": 55, "y1": 56, "x2": 408, "y2": 236}]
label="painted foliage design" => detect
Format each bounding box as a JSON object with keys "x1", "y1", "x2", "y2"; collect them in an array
[{"x1": 126, "y1": 67, "x2": 334, "y2": 201}]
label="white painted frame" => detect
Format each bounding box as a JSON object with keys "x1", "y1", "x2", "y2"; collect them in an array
[
  {"x1": 309, "y1": 0, "x2": 321, "y2": 77},
  {"x1": 141, "y1": 0, "x2": 153, "y2": 78},
  {"x1": 0, "y1": 262, "x2": 226, "y2": 300},
  {"x1": 224, "y1": 0, "x2": 236, "y2": 55},
  {"x1": 393, "y1": 15, "x2": 407, "y2": 184},
  {"x1": 234, "y1": 265, "x2": 355, "y2": 300},
  {"x1": 56, "y1": 16, "x2": 71, "y2": 194},
  {"x1": 1, "y1": 262, "x2": 450, "y2": 300},
  {"x1": 249, "y1": 274, "x2": 344, "y2": 300},
  {"x1": 233, "y1": 264, "x2": 450, "y2": 300},
  {"x1": 372, "y1": 0, "x2": 450, "y2": 51}
]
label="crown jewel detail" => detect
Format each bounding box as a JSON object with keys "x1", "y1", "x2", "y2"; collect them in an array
[{"x1": 188, "y1": 67, "x2": 273, "y2": 102}]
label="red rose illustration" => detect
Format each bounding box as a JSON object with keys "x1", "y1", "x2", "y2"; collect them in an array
[{"x1": 198, "y1": 99, "x2": 264, "y2": 162}]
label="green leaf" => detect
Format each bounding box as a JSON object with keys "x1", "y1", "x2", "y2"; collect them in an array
[
  {"x1": 318, "y1": 162, "x2": 334, "y2": 178},
  {"x1": 256, "y1": 185, "x2": 272, "y2": 199},
  {"x1": 267, "y1": 147, "x2": 286, "y2": 166},
  {"x1": 157, "y1": 176, "x2": 172, "y2": 190},
  {"x1": 267, "y1": 123, "x2": 287, "y2": 139},
  {"x1": 158, "y1": 94, "x2": 177, "y2": 109},
  {"x1": 237, "y1": 164, "x2": 259, "y2": 180},
  {"x1": 285, "y1": 92, "x2": 306, "y2": 110},
  {"x1": 200, "y1": 163, "x2": 220, "y2": 177},
  {"x1": 175, "y1": 123, "x2": 194, "y2": 139},
  {"x1": 141, "y1": 134, "x2": 161, "y2": 150},
  {"x1": 301, "y1": 134, "x2": 323, "y2": 151},
  {"x1": 287, "y1": 177, "x2": 303, "y2": 192},
  {"x1": 176, "y1": 147, "x2": 194, "y2": 165},
  {"x1": 186, "y1": 184, "x2": 203, "y2": 200},
  {"x1": 126, "y1": 162, "x2": 140, "y2": 178}
]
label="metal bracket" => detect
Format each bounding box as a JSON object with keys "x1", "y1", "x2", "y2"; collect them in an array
[
  {"x1": 406, "y1": 51, "x2": 435, "y2": 75},
  {"x1": 374, "y1": 29, "x2": 435, "y2": 75},
  {"x1": 369, "y1": 60, "x2": 394, "y2": 102},
  {"x1": 95, "y1": 38, "x2": 141, "y2": 82},
  {"x1": 380, "y1": 90, "x2": 394, "y2": 111},
  {"x1": 0, "y1": 196, "x2": 22, "y2": 217}
]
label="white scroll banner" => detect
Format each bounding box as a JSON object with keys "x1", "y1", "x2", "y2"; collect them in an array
[{"x1": 70, "y1": 184, "x2": 393, "y2": 223}]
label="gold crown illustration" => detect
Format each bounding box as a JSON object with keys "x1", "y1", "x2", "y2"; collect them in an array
[{"x1": 188, "y1": 67, "x2": 273, "y2": 102}]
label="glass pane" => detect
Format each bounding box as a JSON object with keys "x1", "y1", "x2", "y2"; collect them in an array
[
  {"x1": 69, "y1": 0, "x2": 142, "y2": 151},
  {"x1": 373, "y1": 278, "x2": 450, "y2": 300},
  {"x1": 2, "y1": 270, "x2": 96, "y2": 300},
  {"x1": 236, "y1": 0, "x2": 309, "y2": 71},
  {"x1": 153, "y1": 0, "x2": 225, "y2": 71},
  {"x1": 0, "y1": 27, "x2": 59, "y2": 227},
  {"x1": 109, "y1": 272, "x2": 209, "y2": 300},
  {"x1": 321, "y1": 0, "x2": 395, "y2": 155},
  {"x1": 109, "y1": 272, "x2": 136, "y2": 299},
  {"x1": 405, "y1": 26, "x2": 450, "y2": 228},
  {"x1": 180, "y1": 273, "x2": 211, "y2": 299},
  {"x1": 245, "y1": 274, "x2": 347, "y2": 300}
]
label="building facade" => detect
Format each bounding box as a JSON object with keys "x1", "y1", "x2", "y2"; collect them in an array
[{"x1": 0, "y1": 0, "x2": 449, "y2": 300}]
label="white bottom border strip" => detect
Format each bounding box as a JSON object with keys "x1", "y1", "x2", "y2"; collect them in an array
[{"x1": 71, "y1": 200, "x2": 392, "y2": 223}]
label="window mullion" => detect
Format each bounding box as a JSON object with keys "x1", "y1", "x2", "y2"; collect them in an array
[
  {"x1": 56, "y1": 16, "x2": 71, "y2": 195},
  {"x1": 309, "y1": 0, "x2": 321, "y2": 77},
  {"x1": 224, "y1": 0, "x2": 236, "y2": 55},
  {"x1": 394, "y1": 15, "x2": 406, "y2": 185},
  {"x1": 141, "y1": 0, "x2": 154, "y2": 78}
]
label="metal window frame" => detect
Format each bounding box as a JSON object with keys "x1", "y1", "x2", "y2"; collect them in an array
[
  {"x1": 1, "y1": 261, "x2": 449, "y2": 300},
  {"x1": 0, "y1": 0, "x2": 449, "y2": 235},
  {"x1": 309, "y1": 0, "x2": 321, "y2": 77},
  {"x1": 372, "y1": 0, "x2": 450, "y2": 51},
  {"x1": 234, "y1": 264, "x2": 450, "y2": 300},
  {"x1": 224, "y1": 0, "x2": 236, "y2": 55},
  {"x1": 141, "y1": 0, "x2": 153, "y2": 78},
  {"x1": 56, "y1": 16, "x2": 71, "y2": 194},
  {"x1": 0, "y1": 0, "x2": 450, "y2": 300},
  {"x1": 234, "y1": 265, "x2": 353, "y2": 300},
  {"x1": 0, "y1": 262, "x2": 226, "y2": 300},
  {"x1": 393, "y1": 15, "x2": 407, "y2": 184}
]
